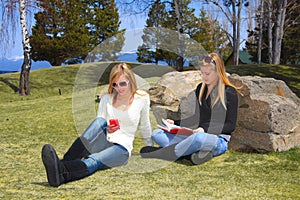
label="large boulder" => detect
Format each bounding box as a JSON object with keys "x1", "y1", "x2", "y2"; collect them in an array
[
  {"x1": 149, "y1": 71, "x2": 300, "y2": 153},
  {"x1": 228, "y1": 75, "x2": 300, "y2": 153}
]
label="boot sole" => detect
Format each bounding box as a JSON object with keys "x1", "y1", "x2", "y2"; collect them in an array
[
  {"x1": 190, "y1": 151, "x2": 213, "y2": 165},
  {"x1": 41, "y1": 144, "x2": 61, "y2": 187}
]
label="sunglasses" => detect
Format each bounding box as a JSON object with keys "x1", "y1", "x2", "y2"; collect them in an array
[
  {"x1": 112, "y1": 80, "x2": 129, "y2": 88},
  {"x1": 203, "y1": 56, "x2": 216, "y2": 65}
]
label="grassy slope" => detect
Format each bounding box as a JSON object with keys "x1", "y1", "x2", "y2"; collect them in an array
[{"x1": 0, "y1": 62, "x2": 299, "y2": 199}]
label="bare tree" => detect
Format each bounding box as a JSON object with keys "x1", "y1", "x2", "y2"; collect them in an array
[
  {"x1": 272, "y1": 0, "x2": 287, "y2": 64},
  {"x1": 0, "y1": 0, "x2": 36, "y2": 95},
  {"x1": 258, "y1": 0, "x2": 264, "y2": 64},
  {"x1": 174, "y1": 0, "x2": 184, "y2": 71},
  {"x1": 265, "y1": 0, "x2": 291, "y2": 64},
  {"x1": 19, "y1": 0, "x2": 32, "y2": 95},
  {"x1": 266, "y1": 0, "x2": 273, "y2": 63},
  {"x1": 206, "y1": 0, "x2": 249, "y2": 65}
]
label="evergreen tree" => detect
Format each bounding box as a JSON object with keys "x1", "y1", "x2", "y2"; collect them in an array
[
  {"x1": 166, "y1": 0, "x2": 199, "y2": 69},
  {"x1": 85, "y1": 0, "x2": 125, "y2": 62},
  {"x1": 137, "y1": 1, "x2": 230, "y2": 67},
  {"x1": 30, "y1": 0, "x2": 123, "y2": 66},
  {"x1": 136, "y1": 0, "x2": 168, "y2": 65},
  {"x1": 137, "y1": 0, "x2": 200, "y2": 67},
  {"x1": 192, "y1": 8, "x2": 231, "y2": 60}
]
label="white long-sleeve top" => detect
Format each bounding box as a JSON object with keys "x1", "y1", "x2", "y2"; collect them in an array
[{"x1": 97, "y1": 90, "x2": 152, "y2": 155}]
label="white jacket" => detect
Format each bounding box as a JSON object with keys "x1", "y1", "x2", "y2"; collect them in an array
[{"x1": 97, "y1": 90, "x2": 152, "y2": 154}]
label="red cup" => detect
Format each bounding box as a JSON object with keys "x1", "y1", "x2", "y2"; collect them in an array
[{"x1": 109, "y1": 119, "x2": 119, "y2": 127}]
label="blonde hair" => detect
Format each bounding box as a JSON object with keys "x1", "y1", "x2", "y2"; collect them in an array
[
  {"x1": 199, "y1": 53, "x2": 239, "y2": 109},
  {"x1": 108, "y1": 63, "x2": 142, "y2": 106}
]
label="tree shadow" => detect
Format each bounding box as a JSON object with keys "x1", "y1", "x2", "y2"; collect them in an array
[
  {"x1": 31, "y1": 182, "x2": 49, "y2": 187},
  {"x1": 0, "y1": 77, "x2": 19, "y2": 93}
]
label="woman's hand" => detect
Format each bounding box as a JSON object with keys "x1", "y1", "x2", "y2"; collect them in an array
[
  {"x1": 165, "y1": 119, "x2": 174, "y2": 124},
  {"x1": 107, "y1": 124, "x2": 120, "y2": 133},
  {"x1": 193, "y1": 127, "x2": 205, "y2": 133}
]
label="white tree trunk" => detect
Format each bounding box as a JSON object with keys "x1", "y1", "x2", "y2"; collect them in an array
[
  {"x1": 273, "y1": 0, "x2": 287, "y2": 64},
  {"x1": 235, "y1": 1, "x2": 243, "y2": 66},
  {"x1": 267, "y1": 0, "x2": 273, "y2": 63},
  {"x1": 257, "y1": 0, "x2": 264, "y2": 64},
  {"x1": 174, "y1": 0, "x2": 184, "y2": 71},
  {"x1": 208, "y1": 0, "x2": 244, "y2": 66},
  {"x1": 231, "y1": 2, "x2": 238, "y2": 65},
  {"x1": 19, "y1": 0, "x2": 32, "y2": 95}
]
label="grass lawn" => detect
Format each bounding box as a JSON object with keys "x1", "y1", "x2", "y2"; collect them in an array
[{"x1": 0, "y1": 62, "x2": 299, "y2": 199}]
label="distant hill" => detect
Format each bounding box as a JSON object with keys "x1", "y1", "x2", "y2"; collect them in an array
[
  {"x1": 116, "y1": 52, "x2": 138, "y2": 63},
  {"x1": 1, "y1": 52, "x2": 185, "y2": 75},
  {"x1": 0, "y1": 58, "x2": 52, "y2": 74},
  {"x1": 116, "y1": 52, "x2": 169, "y2": 66},
  {"x1": 0, "y1": 52, "x2": 141, "y2": 74}
]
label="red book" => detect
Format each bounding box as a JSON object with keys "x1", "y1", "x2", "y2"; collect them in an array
[{"x1": 157, "y1": 119, "x2": 193, "y2": 136}]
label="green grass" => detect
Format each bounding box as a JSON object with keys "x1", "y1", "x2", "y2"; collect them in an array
[{"x1": 0, "y1": 62, "x2": 299, "y2": 199}]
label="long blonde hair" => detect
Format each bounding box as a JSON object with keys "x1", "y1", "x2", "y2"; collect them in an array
[
  {"x1": 108, "y1": 63, "x2": 138, "y2": 104},
  {"x1": 199, "y1": 53, "x2": 239, "y2": 109}
]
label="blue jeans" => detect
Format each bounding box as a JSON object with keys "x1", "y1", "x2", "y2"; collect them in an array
[
  {"x1": 151, "y1": 129, "x2": 229, "y2": 157},
  {"x1": 80, "y1": 117, "x2": 129, "y2": 174}
]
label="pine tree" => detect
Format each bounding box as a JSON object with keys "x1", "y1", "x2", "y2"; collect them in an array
[
  {"x1": 192, "y1": 8, "x2": 231, "y2": 60},
  {"x1": 137, "y1": 1, "x2": 230, "y2": 67},
  {"x1": 30, "y1": 0, "x2": 123, "y2": 66},
  {"x1": 136, "y1": 0, "x2": 168, "y2": 65},
  {"x1": 85, "y1": 0, "x2": 125, "y2": 62},
  {"x1": 137, "y1": 0, "x2": 200, "y2": 68}
]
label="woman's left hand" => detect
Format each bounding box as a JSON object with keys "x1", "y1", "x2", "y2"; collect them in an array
[{"x1": 193, "y1": 127, "x2": 205, "y2": 133}]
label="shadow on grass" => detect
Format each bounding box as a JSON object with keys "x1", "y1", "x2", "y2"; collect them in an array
[
  {"x1": 0, "y1": 77, "x2": 19, "y2": 93},
  {"x1": 132, "y1": 152, "x2": 195, "y2": 166},
  {"x1": 31, "y1": 181, "x2": 50, "y2": 187}
]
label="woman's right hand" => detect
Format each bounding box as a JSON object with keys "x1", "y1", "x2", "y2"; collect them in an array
[{"x1": 107, "y1": 124, "x2": 120, "y2": 133}]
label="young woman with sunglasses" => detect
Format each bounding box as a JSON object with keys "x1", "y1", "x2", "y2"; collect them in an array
[
  {"x1": 140, "y1": 53, "x2": 239, "y2": 165},
  {"x1": 42, "y1": 63, "x2": 153, "y2": 187}
]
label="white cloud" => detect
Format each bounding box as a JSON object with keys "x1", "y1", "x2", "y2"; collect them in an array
[{"x1": 8, "y1": 55, "x2": 24, "y2": 61}]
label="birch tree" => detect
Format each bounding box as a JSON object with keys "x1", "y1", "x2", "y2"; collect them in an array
[
  {"x1": 206, "y1": 0, "x2": 249, "y2": 65},
  {"x1": 245, "y1": 0, "x2": 299, "y2": 64},
  {"x1": 257, "y1": 0, "x2": 263, "y2": 64},
  {"x1": 272, "y1": 0, "x2": 287, "y2": 64},
  {"x1": 0, "y1": 0, "x2": 36, "y2": 96},
  {"x1": 19, "y1": 0, "x2": 32, "y2": 95}
]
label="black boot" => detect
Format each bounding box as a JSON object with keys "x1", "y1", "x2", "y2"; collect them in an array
[
  {"x1": 62, "y1": 159, "x2": 89, "y2": 183},
  {"x1": 62, "y1": 137, "x2": 89, "y2": 161},
  {"x1": 42, "y1": 144, "x2": 89, "y2": 187},
  {"x1": 140, "y1": 144, "x2": 179, "y2": 161}
]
